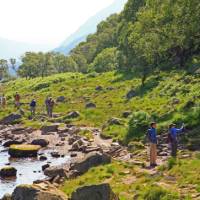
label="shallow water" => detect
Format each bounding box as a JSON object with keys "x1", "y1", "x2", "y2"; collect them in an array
[{"x1": 0, "y1": 145, "x2": 70, "y2": 198}]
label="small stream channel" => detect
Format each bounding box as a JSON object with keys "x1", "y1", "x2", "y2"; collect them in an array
[{"x1": 0, "y1": 145, "x2": 70, "y2": 198}]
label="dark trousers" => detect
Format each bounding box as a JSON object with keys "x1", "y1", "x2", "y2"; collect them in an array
[{"x1": 171, "y1": 141, "x2": 178, "y2": 157}]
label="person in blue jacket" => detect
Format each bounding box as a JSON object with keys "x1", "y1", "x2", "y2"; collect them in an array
[
  {"x1": 169, "y1": 123, "x2": 184, "y2": 157},
  {"x1": 147, "y1": 122, "x2": 158, "y2": 167},
  {"x1": 30, "y1": 99, "x2": 36, "y2": 117}
]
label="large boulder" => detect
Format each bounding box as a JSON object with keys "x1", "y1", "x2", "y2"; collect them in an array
[
  {"x1": 44, "y1": 166, "x2": 68, "y2": 178},
  {"x1": 0, "y1": 166, "x2": 17, "y2": 178},
  {"x1": 70, "y1": 152, "x2": 111, "y2": 175},
  {"x1": 56, "y1": 96, "x2": 66, "y2": 103},
  {"x1": 0, "y1": 114, "x2": 21, "y2": 125},
  {"x1": 71, "y1": 184, "x2": 119, "y2": 200},
  {"x1": 3, "y1": 139, "x2": 24, "y2": 147},
  {"x1": 11, "y1": 184, "x2": 68, "y2": 200},
  {"x1": 9, "y1": 144, "x2": 41, "y2": 158},
  {"x1": 41, "y1": 125, "x2": 59, "y2": 134},
  {"x1": 107, "y1": 118, "x2": 122, "y2": 125},
  {"x1": 126, "y1": 89, "x2": 136, "y2": 100},
  {"x1": 31, "y1": 139, "x2": 49, "y2": 147},
  {"x1": 65, "y1": 111, "x2": 80, "y2": 119},
  {"x1": 85, "y1": 102, "x2": 96, "y2": 109}
]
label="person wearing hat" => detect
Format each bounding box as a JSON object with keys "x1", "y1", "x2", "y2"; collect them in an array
[
  {"x1": 147, "y1": 122, "x2": 158, "y2": 167},
  {"x1": 168, "y1": 123, "x2": 185, "y2": 157}
]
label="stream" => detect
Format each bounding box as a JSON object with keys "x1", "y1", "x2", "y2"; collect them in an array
[{"x1": 0, "y1": 145, "x2": 70, "y2": 198}]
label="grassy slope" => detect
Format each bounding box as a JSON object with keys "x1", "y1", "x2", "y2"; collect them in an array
[
  {"x1": 1, "y1": 70, "x2": 200, "y2": 199},
  {"x1": 1, "y1": 70, "x2": 200, "y2": 141}
]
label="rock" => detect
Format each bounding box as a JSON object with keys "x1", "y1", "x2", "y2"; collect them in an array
[
  {"x1": 11, "y1": 184, "x2": 68, "y2": 200},
  {"x1": 70, "y1": 152, "x2": 111, "y2": 175},
  {"x1": 31, "y1": 139, "x2": 49, "y2": 147},
  {"x1": 85, "y1": 102, "x2": 96, "y2": 109},
  {"x1": 51, "y1": 152, "x2": 61, "y2": 158},
  {"x1": 39, "y1": 156, "x2": 47, "y2": 161},
  {"x1": 65, "y1": 111, "x2": 80, "y2": 119},
  {"x1": 44, "y1": 166, "x2": 68, "y2": 178},
  {"x1": 56, "y1": 96, "x2": 66, "y2": 103},
  {"x1": 41, "y1": 125, "x2": 59, "y2": 134},
  {"x1": 70, "y1": 139, "x2": 88, "y2": 152},
  {"x1": 42, "y1": 164, "x2": 50, "y2": 171},
  {"x1": 0, "y1": 166, "x2": 17, "y2": 178},
  {"x1": 70, "y1": 153, "x2": 78, "y2": 157},
  {"x1": 71, "y1": 184, "x2": 119, "y2": 200},
  {"x1": 107, "y1": 118, "x2": 122, "y2": 125},
  {"x1": 95, "y1": 86, "x2": 103, "y2": 91},
  {"x1": 0, "y1": 114, "x2": 22, "y2": 125},
  {"x1": 126, "y1": 89, "x2": 136, "y2": 100},
  {"x1": 122, "y1": 111, "x2": 131, "y2": 118},
  {"x1": 3, "y1": 140, "x2": 24, "y2": 147},
  {"x1": 1, "y1": 194, "x2": 12, "y2": 200},
  {"x1": 9, "y1": 144, "x2": 41, "y2": 158}
]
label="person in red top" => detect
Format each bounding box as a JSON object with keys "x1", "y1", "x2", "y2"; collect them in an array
[{"x1": 14, "y1": 92, "x2": 21, "y2": 108}]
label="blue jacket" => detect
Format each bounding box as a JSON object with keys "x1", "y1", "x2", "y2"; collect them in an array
[
  {"x1": 148, "y1": 128, "x2": 157, "y2": 144},
  {"x1": 170, "y1": 127, "x2": 184, "y2": 141},
  {"x1": 30, "y1": 100, "x2": 36, "y2": 107}
]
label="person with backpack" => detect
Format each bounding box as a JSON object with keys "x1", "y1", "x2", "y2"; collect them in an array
[
  {"x1": 168, "y1": 123, "x2": 185, "y2": 157},
  {"x1": 147, "y1": 122, "x2": 158, "y2": 167},
  {"x1": 49, "y1": 97, "x2": 55, "y2": 118},
  {"x1": 30, "y1": 99, "x2": 36, "y2": 117}
]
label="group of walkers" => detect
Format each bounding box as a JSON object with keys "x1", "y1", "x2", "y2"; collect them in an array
[
  {"x1": 147, "y1": 122, "x2": 185, "y2": 168},
  {"x1": 0, "y1": 92, "x2": 55, "y2": 118}
]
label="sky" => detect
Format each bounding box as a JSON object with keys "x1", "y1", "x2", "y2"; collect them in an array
[{"x1": 0, "y1": 0, "x2": 114, "y2": 47}]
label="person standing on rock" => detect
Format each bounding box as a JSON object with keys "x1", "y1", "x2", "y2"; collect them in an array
[
  {"x1": 1, "y1": 94, "x2": 6, "y2": 108},
  {"x1": 30, "y1": 99, "x2": 36, "y2": 117},
  {"x1": 147, "y1": 122, "x2": 158, "y2": 167},
  {"x1": 49, "y1": 97, "x2": 55, "y2": 118},
  {"x1": 14, "y1": 92, "x2": 21, "y2": 108},
  {"x1": 45, "y1": 97, "x2": 51, "y2": 117},
  {"x1": 168, "y1": 123, "x2": 185, "y2": 157}
]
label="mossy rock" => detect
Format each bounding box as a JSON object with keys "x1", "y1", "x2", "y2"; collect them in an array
[
  {"x1": 9, "y1": 144, "x2": 41, "y2": 158},
  {"x1": 0, "y1": 166, "x2": 17, "y2": 177}
]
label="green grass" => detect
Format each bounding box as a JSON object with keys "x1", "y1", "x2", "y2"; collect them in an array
[
  {"x1": 60, "y1": 161, "x2": 181, "y2": 200},
  {"x1": 0, "y1": 70, "x2": 200, "y2": 143}
]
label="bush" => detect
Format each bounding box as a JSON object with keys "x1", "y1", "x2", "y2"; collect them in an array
[
  {"x1": 167, "y1": 157, "x2": 177, "y2": 170},
  {"x1": 125, "y1": 111, "x2": 151, "y2": 143},
  {"x1": 143, "y1": 185, "x2": 179, "y2": 200}
]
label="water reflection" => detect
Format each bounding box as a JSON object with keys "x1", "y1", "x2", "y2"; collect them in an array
[{"x1": 0, "y1": 145, "x2": 70, "y2": 198}]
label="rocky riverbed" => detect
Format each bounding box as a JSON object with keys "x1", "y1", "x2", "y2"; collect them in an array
[{"x1": 0, "y1": 123, "x2": 116, "y2": 198}]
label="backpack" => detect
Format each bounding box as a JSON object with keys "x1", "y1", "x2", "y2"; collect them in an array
[
  {"x1": 167, "y1": 131, "x2": 173, "y2": 143},
  {"x1": 30, "y1": 100, "x2": 36, "y2": 107},
  {"x1": 146, "y1": 129, "x2": 151, "y2": 143}
]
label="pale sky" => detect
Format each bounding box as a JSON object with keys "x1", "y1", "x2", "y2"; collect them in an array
[{"x1": 0, "y1": 0, "x2": 114, "y2": 46}]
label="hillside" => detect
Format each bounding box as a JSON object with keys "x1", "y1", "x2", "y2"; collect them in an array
[
  {"x1": 54, "y1": 0, "x2": 127, "y2": 54},
  {"x1": 1, "y1": 70, "x2": 200, "y2": 142},
  {"x1": 1, "y1": 70, "x2": 200, "y2": 199}
]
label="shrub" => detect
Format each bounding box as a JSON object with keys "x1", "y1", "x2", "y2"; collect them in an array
[
  {"x1": 125, "y1": 111, "x2": 151, "y2": 143},
  {"x1": 167, "y1": 157, "x2": 177, "y2": 170},
  {"x1": 143, "y1": 185, "x2": 179, "y2": 200}
]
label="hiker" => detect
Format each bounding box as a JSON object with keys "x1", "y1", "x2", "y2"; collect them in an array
[
  {"x1": 45, "y1": 97, "x2": 51, "y2": 117},
  {"x1": 1, "y1": 94, "x2": 6, "y2": 108},
  {"x1": 49, "y1": 98, "x2": 55, "y2": 118},
  {"x1": 168, "y1": 123, "x2": 185, "y2": 157},
  {"x1": 14, "y1": 92, "x2": 21, "y2": 108},
  {"x1": 30, "y1": 99, "x2": 36, "y2": 117},
  {"x1": 147, "y1": 122, "x2": 158, "y2": 167}
]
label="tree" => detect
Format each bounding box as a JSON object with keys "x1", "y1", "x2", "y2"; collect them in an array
[
  {"x1": 10, "y1": 58, "x2": 17, "y2": 72},
  {"x1": 90, "y1": 47, "x2": 119, "y2": 73}
]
